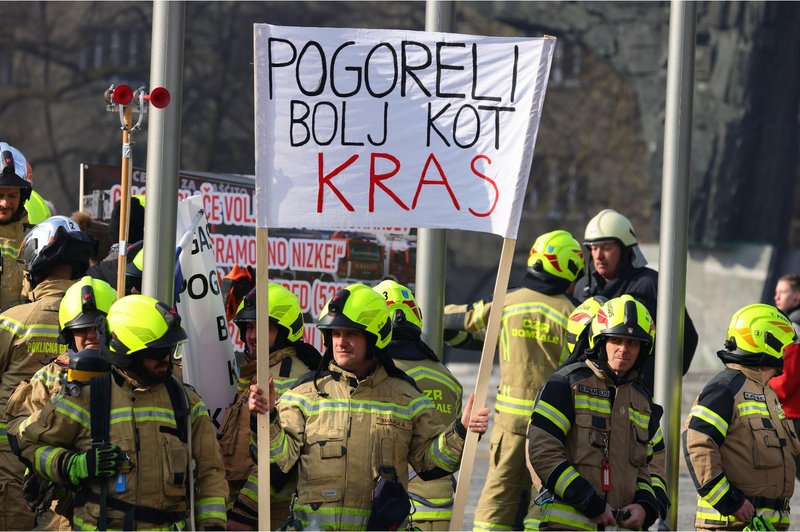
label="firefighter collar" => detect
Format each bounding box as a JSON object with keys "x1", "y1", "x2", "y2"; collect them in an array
[
  {"x1": 269, "y1": 345, "x2": 296, "y2": 367},
  {"x1": 29, "y1": 278, "x2": 74, "y2": 302},
  {"x1": 586, "y1": 358, "x2": 639, "y2": 386},
  {"x1": 329, "y1": 360, "x2": 383, "y2": 388},
  {"x1": 725, "y1": 362, "x2": 777, "y2": 386}
]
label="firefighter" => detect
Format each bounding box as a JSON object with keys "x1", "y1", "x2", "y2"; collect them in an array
[
  {"x1": 527, "y1": 295, "x2": 661, "y2": 530},
  {"x1": 6, "y1": 276, "x2": 117, "y2": 436},
  {"x1": 0, "y1": 216, "x2": 96, "y2": 529},
  {"x1": 683, "y1": 303, "x2": 799, "y2": 530},
  {"x1": 443, "y1": 229, "x2": 583, "y2": 531},
  {"x1": 374, "y1": 279, "x2": 463, "y2": 530},
  {"x1": 0, "y1": 141, "x2": 34, "y2": 310},
  {"x1": 223, "y1": 284, "x2": 321, "y2": 530},
  {"x1": 5, "y1": 275, "x2": 115, "y2": 530},
  {"x1": 525, "y1": 294, "x2": 669, "y2": 528},
  {"x1": 17, "y1": 294, "x2": 229, "y2": 530},
  {"x1": 573, "y1": 208, "x2": 698, "y2": 393},
  {"x1": 248, "y1": 283, "x2": 490, "y2": 531}
]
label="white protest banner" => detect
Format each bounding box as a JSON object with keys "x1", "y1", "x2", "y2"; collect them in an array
[
  {"x1": 254, "y1": 25, "x2": 555, "y2": 239},
  {"x1": 175, "y1": 195, "x2": 238, "y2": 428}
]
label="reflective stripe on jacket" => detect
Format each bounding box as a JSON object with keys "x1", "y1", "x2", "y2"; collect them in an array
[
  {"x1": 445, "y1": 287, "x2": 574, "y2": 434},
  {"x1": 18, "y1": 368, "x2": 229, "y2": 529},
  {"x1": 0, "y1": 219, "x2": 26, "y2": 310},
  {"x1": 528, "y1": 360, "x2": 660, "y2": 530},
  {"x1": 269, "y1": 361, "x2": 467, "y2": 531},
  {"x1": 222, "y1": 344, "x2": 318, "y2": 525},
  {"x1": 394, "y1": 355, "x2": 462, "y2": 524},
  {"x1": 683, "y1": 363, "x2": 799, "y2": 529}
]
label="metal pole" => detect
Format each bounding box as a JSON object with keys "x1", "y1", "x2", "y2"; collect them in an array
[
  {"x1": 142, "y1": 0, "x2": 185, "y2": 305},
  {"x1": 654, "y1": 1, "x2": 695, "y2": 528},
  {"x1": 418, "y1": 0, "x2": 454, "y2": 358}
]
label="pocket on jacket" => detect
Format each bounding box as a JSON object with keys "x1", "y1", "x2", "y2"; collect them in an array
[
  {"x1": 162, "y1": 437, "x2": 189, "y2": 497},
  {"x1": 372, "y1": 416, "x2": 412, "y2": 480},
  {"x1": 749, "y1": 417, "x2": 783, "y2": 469},
  {"x1": 572, "y1": 413, "x2": 607, "y2": 467},
  {"x1": 628, "y1": 424, "x2": 650, "y2": 467},
  {"x1": 302, "y1": 427, "x2": 346, "y2": 482}
]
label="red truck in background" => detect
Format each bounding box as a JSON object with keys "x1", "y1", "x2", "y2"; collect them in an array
[{"x1": 332, "y1": 231, "x2": 385, "y2": 281}]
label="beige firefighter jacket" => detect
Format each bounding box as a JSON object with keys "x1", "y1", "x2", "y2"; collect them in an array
[
  {"x1": 18, "y1": 368, "x2": 229, "y2": 530},
  {"x1": 393, "y1": 355, "x2": 462, "y2": 524},
  {"x1": 268, "y1": 360, "x2": 467, "y2": 530},
  {"x1": 0, "y1": 218, "x2": 27, "y2": 311},
  {"x1": 220, "y1": 344, "x2": 318, "y2": 526},
  {"x1": 445, "y1": 287, "x2": 574, "y2": 434},
  {"x1": 5, "y1": 354, "x2": 69, "y2": 437},
  {"x1": 527, "y1": 359, "x2": 660, "y2": 530},
  {"x1": 683, "y1": 363, "x2": 800, "y2": 530},
  {"x1": 0, "y1": 278, "x2": 71, "y2": 481}
]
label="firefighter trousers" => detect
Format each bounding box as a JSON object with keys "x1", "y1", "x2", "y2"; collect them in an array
[{"x1": 474, "y1": 429, "x2": 534, "y2": 531}]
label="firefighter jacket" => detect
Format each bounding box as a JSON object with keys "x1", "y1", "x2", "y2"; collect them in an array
[
  {"x1": 389, "y1": 335, "x2": 463, "y2": 524},
  {"x1": 267, "y1": 359, "x2": 468, "y2": 531},
  {"x1": 221, "y1": 343, "x2": 320, "y2": 527},
  {"x1": 444, "y1": 275, "x2": 575, "y2": 434},
  {"x1": 573, "y1": 262, "x2": 697, "y2": 393},
  {"x1": 5, "y1": 353, "x2": 69, "y2": 437},
  {"x1": 0, "y1": 218, "x2": 27, "y2": 311},
  {"x1": 0, "y1": 278, "x2": 71, "y2": 481},
  {"x1": 17, "y1": 367, "x2": 229, "y2": 530},
  {"x1": 683, "y1": 363, "x2": 800, "y2": 530},
  {"x1": 528, "y1": 360, "x2": 660, "y2": 530}
]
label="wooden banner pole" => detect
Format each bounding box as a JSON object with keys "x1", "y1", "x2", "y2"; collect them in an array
[
  {"x1": 256, "y1": 226, "x2": 271, "y2": 532},
  {"x1": 450, "y1": 236, "x2": 517, "y2": 531},
  {"x1": 115, "y1": 106, "x2": 133, "y2": 299}
]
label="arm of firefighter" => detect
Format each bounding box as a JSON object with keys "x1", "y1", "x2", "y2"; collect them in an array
[
  {"x1": 631, "y1": 405, "x2": 662, "y2": 529},
  {"x1": 682, "y1": 382, "x2": 743, "y2": 516},
  {"x1": 770, "y1": 343, "x2": 800, "y2": 403},
  {"x1": 268, "y1": 389, "x2": 307, "y2": 473},
  {"x1": 443, "y1": 301, "x2": 490, "y2": 346},
  {"x1": 16, "y1": 395, "x2": 84, "y2": 485},
  {"x1": 186, "y1": 393, "x2": 228, "y2": 529},
  {"x1": 230, "y1": 456, "x2": 296, "y2": 527},
  {"x1": 647, "y1": 423, "x2": 669, "y2": 520},
  {"x1": 408, "y1": 394, "x2": 467, "y2": 481},
  {"x1": 5, "y1": 378, "x2": 35, "y2": 437},
  {"x1": 528, "y1": 376, "x2": 606, "y2": 519},
  {"x1": 6, "y1": 372, "x2": 56, "y2": 437},
  {"x1": 229, "y1": 466, "x2": 259, "y2": 528}
]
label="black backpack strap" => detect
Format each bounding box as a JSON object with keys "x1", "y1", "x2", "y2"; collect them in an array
[
  {"x1": 165, "y1": 375, "x2": 190, "y2": 443},
  {"x1": 279, "y1": 357, "x2": 292, "y2": 378},
  {"x1": 89, "y1": 373, "x2": 112, "y2": 530}
]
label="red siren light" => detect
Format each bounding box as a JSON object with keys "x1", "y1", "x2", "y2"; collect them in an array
[
  {"x1": 112, "y1": 84, "x2": 134, "y2": 105},
  {"x1": 145, "y1": 87, "x2": 171, "y2": 109}
]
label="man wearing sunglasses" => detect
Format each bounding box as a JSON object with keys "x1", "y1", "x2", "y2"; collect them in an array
[{"x1": 16, "y1": 295, "x2": 229, "y2": 530}]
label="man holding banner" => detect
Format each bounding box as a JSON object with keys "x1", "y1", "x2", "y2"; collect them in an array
[
  {"x1": 248, "y1": 284, "x2": 490, "y2": 530},
  {"x1": 443, "y1": 230, "x2": 583, "y2": 530},
  {"x1": 222, "y1": 284, "x2": 321, "y2": 529},
  {"x1": 254, "y1": 23, "x2": 557, "y2": 530}
]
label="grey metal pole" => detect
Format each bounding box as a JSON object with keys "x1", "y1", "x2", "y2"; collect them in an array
[
  {"x1": 654, "y1": 1, "x2": 696, "y2": 528},
  {"x1": 142, "y1": 0, "x2": 185, "y2": 305},
  {"x1": 418, "y1": 0, "x2": 454, "y2": 359}
]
